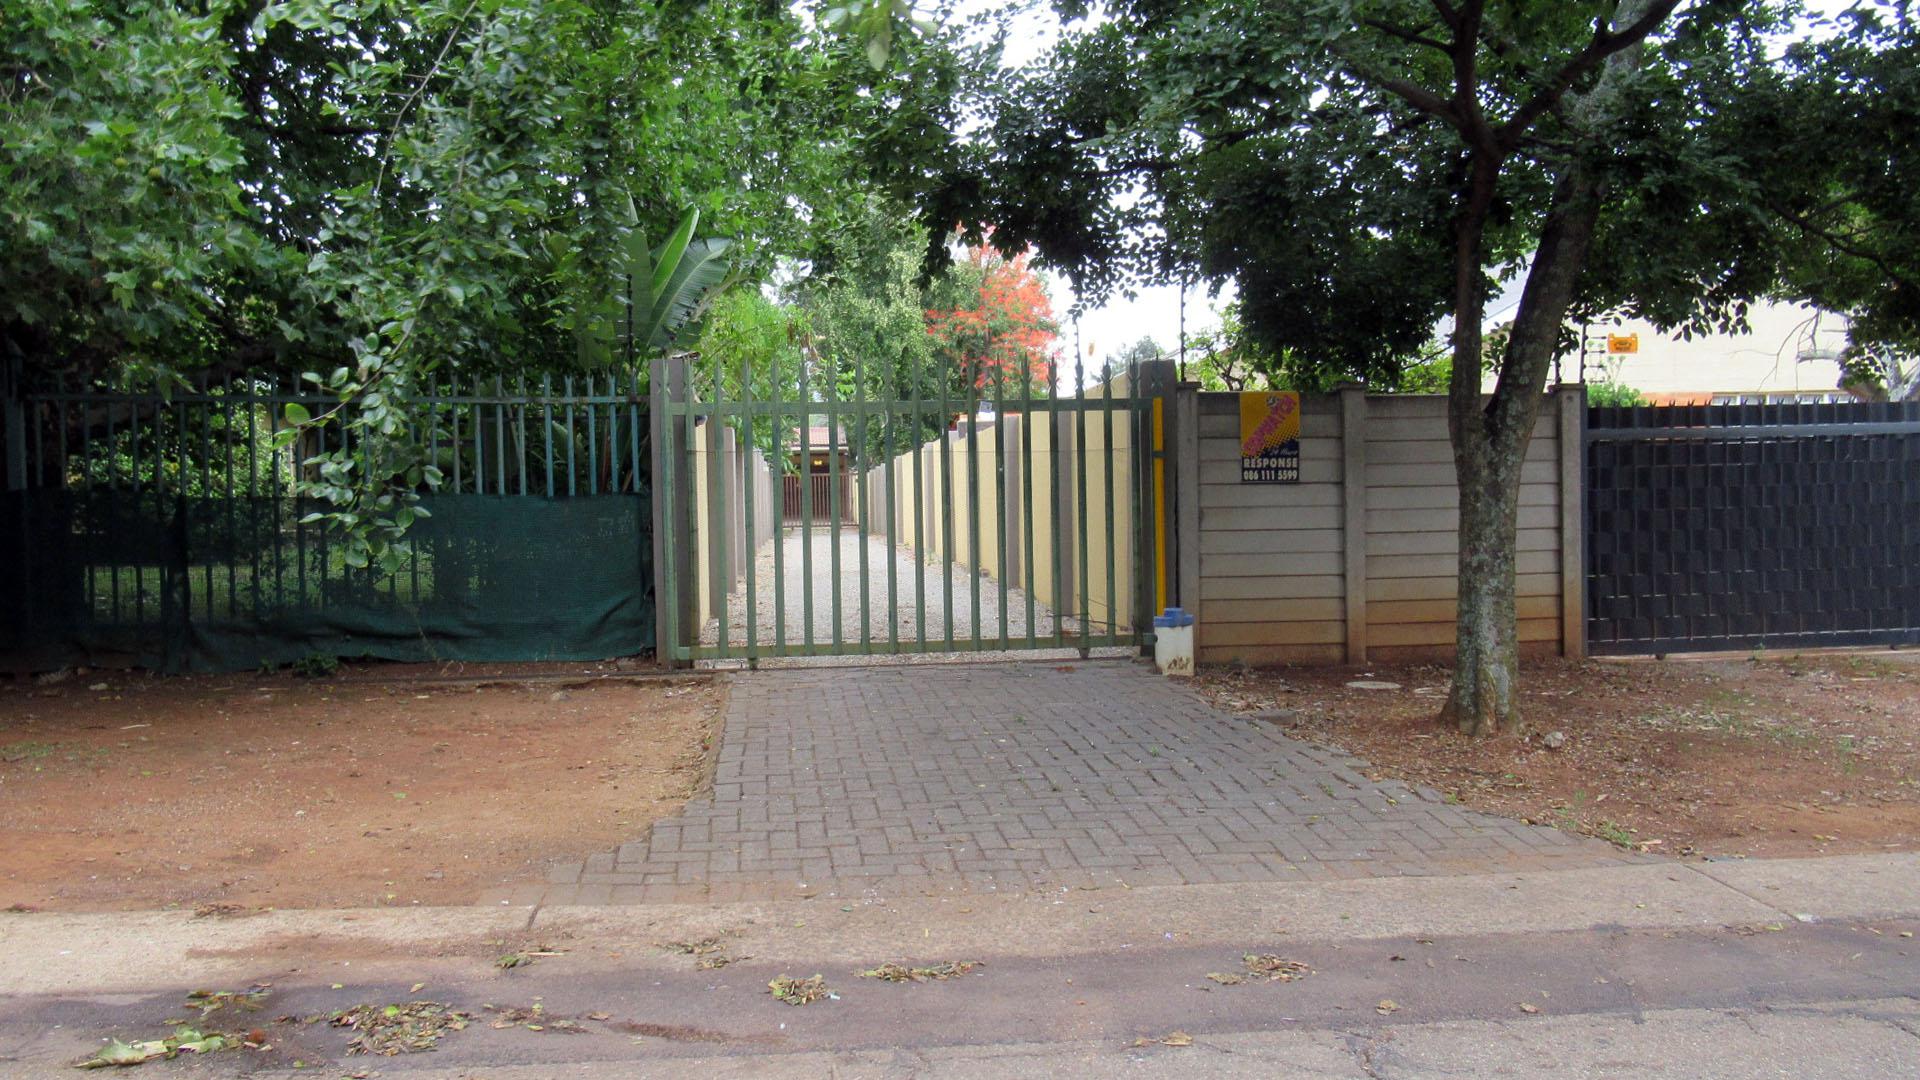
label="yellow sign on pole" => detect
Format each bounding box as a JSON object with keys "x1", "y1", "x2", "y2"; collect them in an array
[
  {"x1": 1239, "y1": 391, "x2": 1301, "y2": 483},
  {"x1": 1607, "y1": 333, "x2": 1640, "y2": 355}
]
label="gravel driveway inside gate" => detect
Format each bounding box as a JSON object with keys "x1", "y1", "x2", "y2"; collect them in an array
[{"x1": 538, "y1": 662, "x2": 1636, "y2": 904}]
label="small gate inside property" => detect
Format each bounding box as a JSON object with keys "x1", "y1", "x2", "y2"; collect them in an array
[
  {"x1": 1584, "y1": 401, "x2": 1920, "y2": 655},
  {"x1": 0, "y1": 370, "x2": 654, "y2": 672},
  {"x1": 650, "y1": 354, "x2": 1172, "y2": 664}
]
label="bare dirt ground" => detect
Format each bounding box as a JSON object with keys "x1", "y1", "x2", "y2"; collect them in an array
[
  {"x1": 0, "y1": 665, "x2": 724, "y2": 912},
  {"x1": 1196, "y1": 650, "x2": 1920, "y2": 859}
]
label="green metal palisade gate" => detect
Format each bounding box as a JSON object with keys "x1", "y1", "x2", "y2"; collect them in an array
[{"x1": 651, "y1": 354, "x2": 1171, "y2": 665}]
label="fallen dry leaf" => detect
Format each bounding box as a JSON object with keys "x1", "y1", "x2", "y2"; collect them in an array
[
  {"x1": 860, "y1": 960, "x2": 981, "y2": 983},
  {"x1": 768, "y1": 975, "x2": 832, "y2": 1005},
  {"x1": 1132, "y1": 1031, "x2": 1194, "y2": 1048},
  {"x1": 1242, "y1": 954, "x2": 1314, "y2": 982}
]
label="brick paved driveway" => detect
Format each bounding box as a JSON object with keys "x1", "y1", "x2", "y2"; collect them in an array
[{"x1": 537, "y1": 662, "x2": 1636, "y2": 904}]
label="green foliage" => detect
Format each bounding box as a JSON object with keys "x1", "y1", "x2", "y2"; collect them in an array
[
  {"x1": 1, "y1": 1, "x2": 258, "y2": 378},
  {"x1": 6, "y1": 0, "x2": 972, "y2": 560},
  {"x1": 1586, "y1": 381, "x2": 1649, "y2": 408},
  {"x1": 805, "y1": 209, "x2": 939, "y2": 410},
  {"x1": 289, "y1": 653, "x2": 341, "y2": 679},
  {"x1": 697, "y1": 289, "x2": 809, "y2": 465},
  {"x1": 573, "y1": 206, "x2": 736, "y2": 367},
  {"x1": 1186, "y1": 303, "x2": 1281, "y2": 391}
]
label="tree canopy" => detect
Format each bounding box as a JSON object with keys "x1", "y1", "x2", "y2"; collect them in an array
[
  {"x1": 913, "y1": 0, "x2": 1914, "y2": 732},
  {"x1": 4, "y1": 0, "x2": 976, "y2": 566}
]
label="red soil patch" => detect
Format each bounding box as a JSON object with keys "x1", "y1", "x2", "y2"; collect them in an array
[
  {"x1": 0, "y1": 668, "x2": 722, "y2": 912},
  {"x1": 1196, "y1": 651, "x2": 1920, "y2": 858}
]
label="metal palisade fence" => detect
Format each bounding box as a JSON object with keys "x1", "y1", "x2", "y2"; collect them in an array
[
  {"x1": 0, "y1": 370, "x2": 654, "y2": 672},
  {"x1": 650, "y1": 349, "x2": 1171, "y2": 665}
]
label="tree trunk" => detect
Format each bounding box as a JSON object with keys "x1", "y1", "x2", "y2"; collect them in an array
[
  {"x1": 1443, "y1": 441, "x2": 1522, "y2": 735},
  {"x1": 1443, "y1": 161, "x2": 1606, "y2": 736},
  {"x1": 1439, "y1": 146, "x2": 1515, "y2": 735},
  {"x1": 1427, "y1": 0, "x2": 1666, "y2": 735}
]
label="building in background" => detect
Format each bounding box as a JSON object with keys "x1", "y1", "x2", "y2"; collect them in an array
[{"x1": 1571, "y1": 301, "x2": 1855, "y2": 404}]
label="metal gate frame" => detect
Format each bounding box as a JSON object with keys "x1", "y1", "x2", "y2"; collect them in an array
[{"x1": 650, "y1": 353, "x2": 1174, "y2": 665}]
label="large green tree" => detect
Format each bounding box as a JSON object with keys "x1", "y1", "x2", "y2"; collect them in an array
[
  {"x1": 4, "y1": 0, "x2": 966, "y2": 566},
  {"x1": 919, "y1": 0, "x2": 1908, "y2": 734}
]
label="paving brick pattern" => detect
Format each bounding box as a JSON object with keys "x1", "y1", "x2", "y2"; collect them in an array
[{"x1": 535, "y1": 662, "x2": 1639, "y2": 905}]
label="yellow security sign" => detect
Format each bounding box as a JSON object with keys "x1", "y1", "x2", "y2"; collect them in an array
[
  {"x1": 1608, "y1": 333, "x2": 1640, "y2": 354},
  {"x1": 1239, "y1": 391, "x2": 1301, "y2": 483}
]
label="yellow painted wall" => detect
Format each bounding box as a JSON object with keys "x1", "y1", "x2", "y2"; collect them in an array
[{"x1": 863, "y1": 376, "x2": 1145, "y2": 636}]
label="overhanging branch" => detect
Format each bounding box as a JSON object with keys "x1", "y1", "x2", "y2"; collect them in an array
[{"x1": 1495, "y1": 0, "x2": 1682, "y2": 153}]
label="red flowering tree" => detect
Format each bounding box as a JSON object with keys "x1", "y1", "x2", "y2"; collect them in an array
[{"x1": 924, "y1": 245, "x2": 1059, "y2": 399}]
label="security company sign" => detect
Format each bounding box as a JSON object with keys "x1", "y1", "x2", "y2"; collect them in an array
[{"x1": 1239, "y1": 391, "x2": 1302, "y2": 483}]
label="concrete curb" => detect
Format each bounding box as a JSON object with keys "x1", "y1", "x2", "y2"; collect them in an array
[{"x1": 0, "y1": 853, "x2": 1913, "y2": 997}]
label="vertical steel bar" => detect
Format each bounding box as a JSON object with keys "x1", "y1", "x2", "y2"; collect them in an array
[
  {"x1": 450, "y1": 384, "x2": 463, "y2": 492},
  {"x1": 769, "y1": 352, "x2": 786, "y2": 655},
  {"x1": 655, "y1": 359, "x2": 679, "y2": 664},
  {"x1": 825, "y1": 349, "x2": 843, "y2": 654},
  {"x1": 799, "y1": 357, "x2": 814, "y2": 650},
  {"x1": 628, "y1": 370, "x2": 641, "y2": 495},
  {"x1": 679, "y1": 360, "x2": 699, "y2": 659},
  {"x1": 854, "y1": 349, "x2": 871, "y2": 654},
  {"x1": 586, "y1": 374, "x2": 599, "y2": 496},
  {"x1": 883, "y1": 348, "x2": 900, "y2": 654},
  {"x1": 473, "y1": 374, "x2": 485, "y2": 496},
  {"x1": 606, "y1": 374, "x2": 619, "y2": 495},
  {"x1": 1021, "y1": 354, "x2": 1037, "y2": 650},
  {"x1": 938, "y1": 350, "x2": 955, "y2": 650},
  {"x1": 565, "y1": 376, "x2": 577, "y2": 497},
  {"x1": 494, "y1": 375, "x2": 507, "y2": 497},
  {"x1": 516, "y1": 375, "x2": 529, "y2": 497},
  {"x1": 993, "y1": 360, "x2": 1008, "y2": 650},
  {"x1": 130, "y1": 391, "x2": 145, "y2": 624},
  {"x1": 223, "y1": 377, "x2": 236, "y2": 619},
  {"x1": 739, "y1": 357, "x2": 758, "y2": 663},
  {"x1": 405, "y1": 377, "x2": 419, "y2": 603},
  {"x1": 710, "y1": 359, "x2": 729, "y2": 660},
  {"x1": 967, "y1": 371, "x2": 981, "y2": 650},
  {"x1": 541, "y1": 374, "x2": 554, "y2": 497},
  {"x1": 248, "y1": 377, "x2": 262, "y2": 619},
  {"x1": 289, "y1": 392, "x2": 306, "y2": 613},
  {"x1": 1075, "y1": 357, "x2": 1091, "y2": 657},
  {"x1": 194, "y1": 389, "x2": 207, "y2": 618},
  {"x1": 909, "y1": 332, "x2": 927, "y2": 651},
  {"x1": 1102, "y1": 363, "x2": 1117, "y2": 641},
  {"x1": 104, "y1": 395, "x2": 119, "y2": 625},
  {"x1": 1049, "y1": 362, "x2": 1065, "y2": 645},
  {"x1": 171, "y1": 394, "x2": 186, "y2": 646}
]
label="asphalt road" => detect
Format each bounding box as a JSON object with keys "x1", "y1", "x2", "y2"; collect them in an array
[{"x1": 7, "y1": 915, "x2": 1917, "y2": 1077}]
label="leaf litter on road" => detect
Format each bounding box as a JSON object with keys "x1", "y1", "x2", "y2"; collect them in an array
[
  {"x1": 1131, "y1": 1031, "x2": 1195, "y2": 1048},
  {"x1": 1240, "y1": 954, "x2": 1314, "y2": 982},
  {"x1": 661, "y1": 936, "x2": 748, "y2": 969},
  {"x1": 325, "y1": 1001, "x2": 472, "y2": 1055},
  {"x1": 75, "y1": 1028, "x2": 242, "y2": 1069},
  {"x1": 768, "y1": 975, "x2": 834, "y2": 1005},
  {"x1": 183, "y1": 986, "x2": 269, "y2": 1018},
  {"x1": 483, "y1": 1003, "x2": 589, "y2": 1034},
  {"x1": 859, "y1": 961, "x2": 982, "y2": 983}
]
